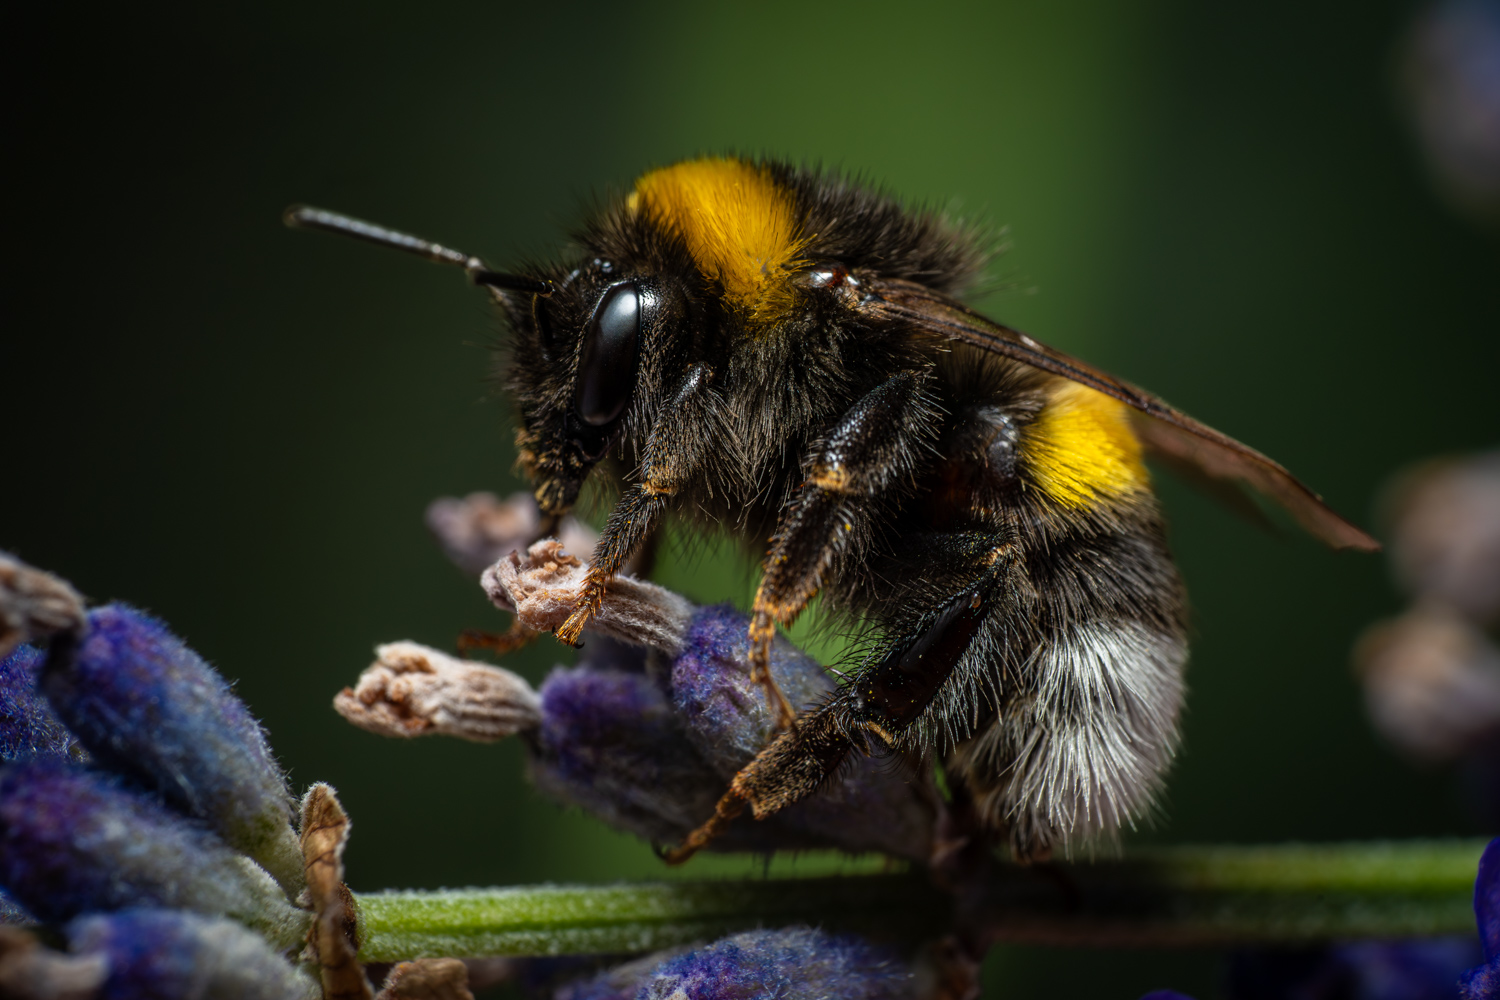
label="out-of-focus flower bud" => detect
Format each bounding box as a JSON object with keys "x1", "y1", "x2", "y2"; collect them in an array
[
  {"x1": 0, "y1": 925, "x2": 107, "y2": 1000},
  {"x1": 427, "y1": 491, "x2": 599, "y2": 579},
  {"x1": 0, "y1": 761, "x2": 307, "y2": 951},
  {"x1": 67, "y1": 908, "x2": 318, "y2": 1000},
  {"x1": 1355, "y1": 605, "x2": 1500, "y2": 760},
  {"x1": 1402, "y1": 0, "x2": 1500, "y2": 224},
  {"x1": 1383, "y1": 452, "x2": 1500, "y2": 626},
  {"x1": 635, "y1": 927, "x2": 917, "y2": 1000},
  {"x1": 0, "y1": 646, "x2": 86, "y2": 764},
  {"x1": 41, "y1": 604, "x2": 303, "y2": 897},
  {"x1": 0, "y1": 553, "x2": 85, "y2": 661},
  {"x1": 1230, "y1": 939, "x2": 1484, "y2": 999},
  {"x1": 0, "y1": 888, "x2": 34, "y2": 925},
  {"x1": 374, "y1": 957, "x2": 473, "y2": 1000}
]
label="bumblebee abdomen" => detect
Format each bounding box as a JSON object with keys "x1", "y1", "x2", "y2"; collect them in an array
[{"x1": 1020, "y1": 380, "x2": 1150, "y2": 509}]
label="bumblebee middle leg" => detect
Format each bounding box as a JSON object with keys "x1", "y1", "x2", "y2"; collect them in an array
[
  {"x1": 666, "y1": 531, "x2": 1016, "y2": 863},
  {"x1": 748, "y1": 368, "x2": 942, "y2": 725}
]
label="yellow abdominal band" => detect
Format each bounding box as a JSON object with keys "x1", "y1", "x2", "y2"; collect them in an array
[{"x1": 1023, "y1": 381, "x2": 1148, "y2": 507}]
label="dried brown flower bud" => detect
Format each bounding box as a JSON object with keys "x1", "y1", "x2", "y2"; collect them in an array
[
  {"x1": 376, "y1": 958, "x2": 474, "y2": 1000},
  {"x1": 300, "y1": 783, "x2": 368, "y2": 1000},
  {"x1": 334, "y1": 643, "x2": 541, "y2": 743},
  {"x1": 481, "y1": 539, "x2": 693, "y2": 653},
  {"x1": 0, "y1": 553, "x2": 85, "y2": 659},
  {"x1": 426, "y1": 491, "x2": 599, "y2": 578},
  {"x1": 0, "y1": 927, "x2": 107, "y2": 1000}
]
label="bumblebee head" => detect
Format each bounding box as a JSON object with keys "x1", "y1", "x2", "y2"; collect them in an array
[
  {"x1": 281, "y1": 204, "x2": 695, "y2": 516},
  {"x1": 509, "y1": 260, "x2": 694, "y2": 514}
]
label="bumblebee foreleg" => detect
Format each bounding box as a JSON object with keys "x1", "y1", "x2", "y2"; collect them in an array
[
  {"x1": 749, "y1": 369, "x2": 941, "y2": 726},
  {"x1": 556, "y1": 365, "x2": 716, "y2": 646}
]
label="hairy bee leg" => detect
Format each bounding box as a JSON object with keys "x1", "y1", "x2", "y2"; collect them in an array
[
  {"x1": 749, "y1": 369, "x2": 941, "y2": 726},
  {"x1": 668, "y1": 535, "x2": 1013, "y2": 863},
  {"x1": 456, "y1": 619, "x2": 540, "y2": 657},
  {"x1": 555, "y1": 365, "x2": 717, "y2": 646}
]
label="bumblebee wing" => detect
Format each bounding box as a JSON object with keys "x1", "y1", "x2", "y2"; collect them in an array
[{"x1": 860, "y1": 278, "x2": 1379, "y2": 552}]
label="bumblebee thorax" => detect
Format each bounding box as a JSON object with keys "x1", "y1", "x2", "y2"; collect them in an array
[{"x1": 628, "y1": 158, "x2": 810, "y2": 322}]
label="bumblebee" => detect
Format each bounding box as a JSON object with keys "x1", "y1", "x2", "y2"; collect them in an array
[{"x1": 287, "y1": 156, "x2": 1377, "y2": 863}]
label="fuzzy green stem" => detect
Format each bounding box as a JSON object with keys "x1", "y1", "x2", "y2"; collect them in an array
[{"x1": 352, "y1": 839, "x2": 1484, "y2": 962}]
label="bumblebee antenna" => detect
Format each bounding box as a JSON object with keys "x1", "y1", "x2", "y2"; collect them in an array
[{"x1": 282, "y1": 205, "x2": 553, "y2": 296}]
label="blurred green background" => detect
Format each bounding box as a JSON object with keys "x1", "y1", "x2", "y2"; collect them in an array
[{"x1": 8, "y1": 2, "x2": 1496, "y2": 996}]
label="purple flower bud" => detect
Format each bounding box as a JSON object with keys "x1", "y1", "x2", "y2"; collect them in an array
[
  {"x1": 526, "y1": 639, "x2": 782, "y2": 852},
  {"x1": 670, "y1": 605, "x2": 835, "y2": 774},
  {"x1": 41, "y1": 604, "x2": 303, "y2": 896},
  {"x1": 0, "y1": 761, "x2": 307, "y2": 951},
  {"x1": 1403, "y1": 0, "x2": 1500, "y2": 222},
  {"x1": 0, "y1": 645, "x2": 86, "y2": 764},
  {"x1": 1463, "y1": 836, "x2": 1500, "y2": 997},
  {"x1": 68, "y1": 908, "x2": 317, "y2": 1000},
  {"x1": 671, "y1": 605, "x2": 937, "y2": 861},
  {"x1": 1233, "y1": 938, "x2": 1484, "y2": 1000},
  {"x1": 0, "y1": 886, "x2": 34, "y2": 925},
  {"x1": 526, "y1": 611, "x2": 938, "y2": 859},
  {"x1": 637, "y1": 927, "x2": 915, "y2": 1000}
]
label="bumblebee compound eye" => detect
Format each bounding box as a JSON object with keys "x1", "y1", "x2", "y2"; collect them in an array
[{"x1": 576, "y1": 281, "x2": 641, "y2": 426}]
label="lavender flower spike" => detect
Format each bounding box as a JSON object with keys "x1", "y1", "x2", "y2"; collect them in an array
[
  {"x1": 41, "y1": 604, "x2": 304, "y2": 897},
  {"x1": 0, "y1": 761, "x2": 309, "y2": 952},
  {"x1": 68, "y1": 908, "x2": 319, "y2": 1000}
]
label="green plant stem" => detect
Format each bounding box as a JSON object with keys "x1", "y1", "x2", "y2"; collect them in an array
[{"x1": 352, "y1": 838, "x2": 1485, "y2": 961}]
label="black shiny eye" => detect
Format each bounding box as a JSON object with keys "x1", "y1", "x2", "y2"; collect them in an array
[{"x1": 576, "y1": 281, "x2": 640, "y2": 426}]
